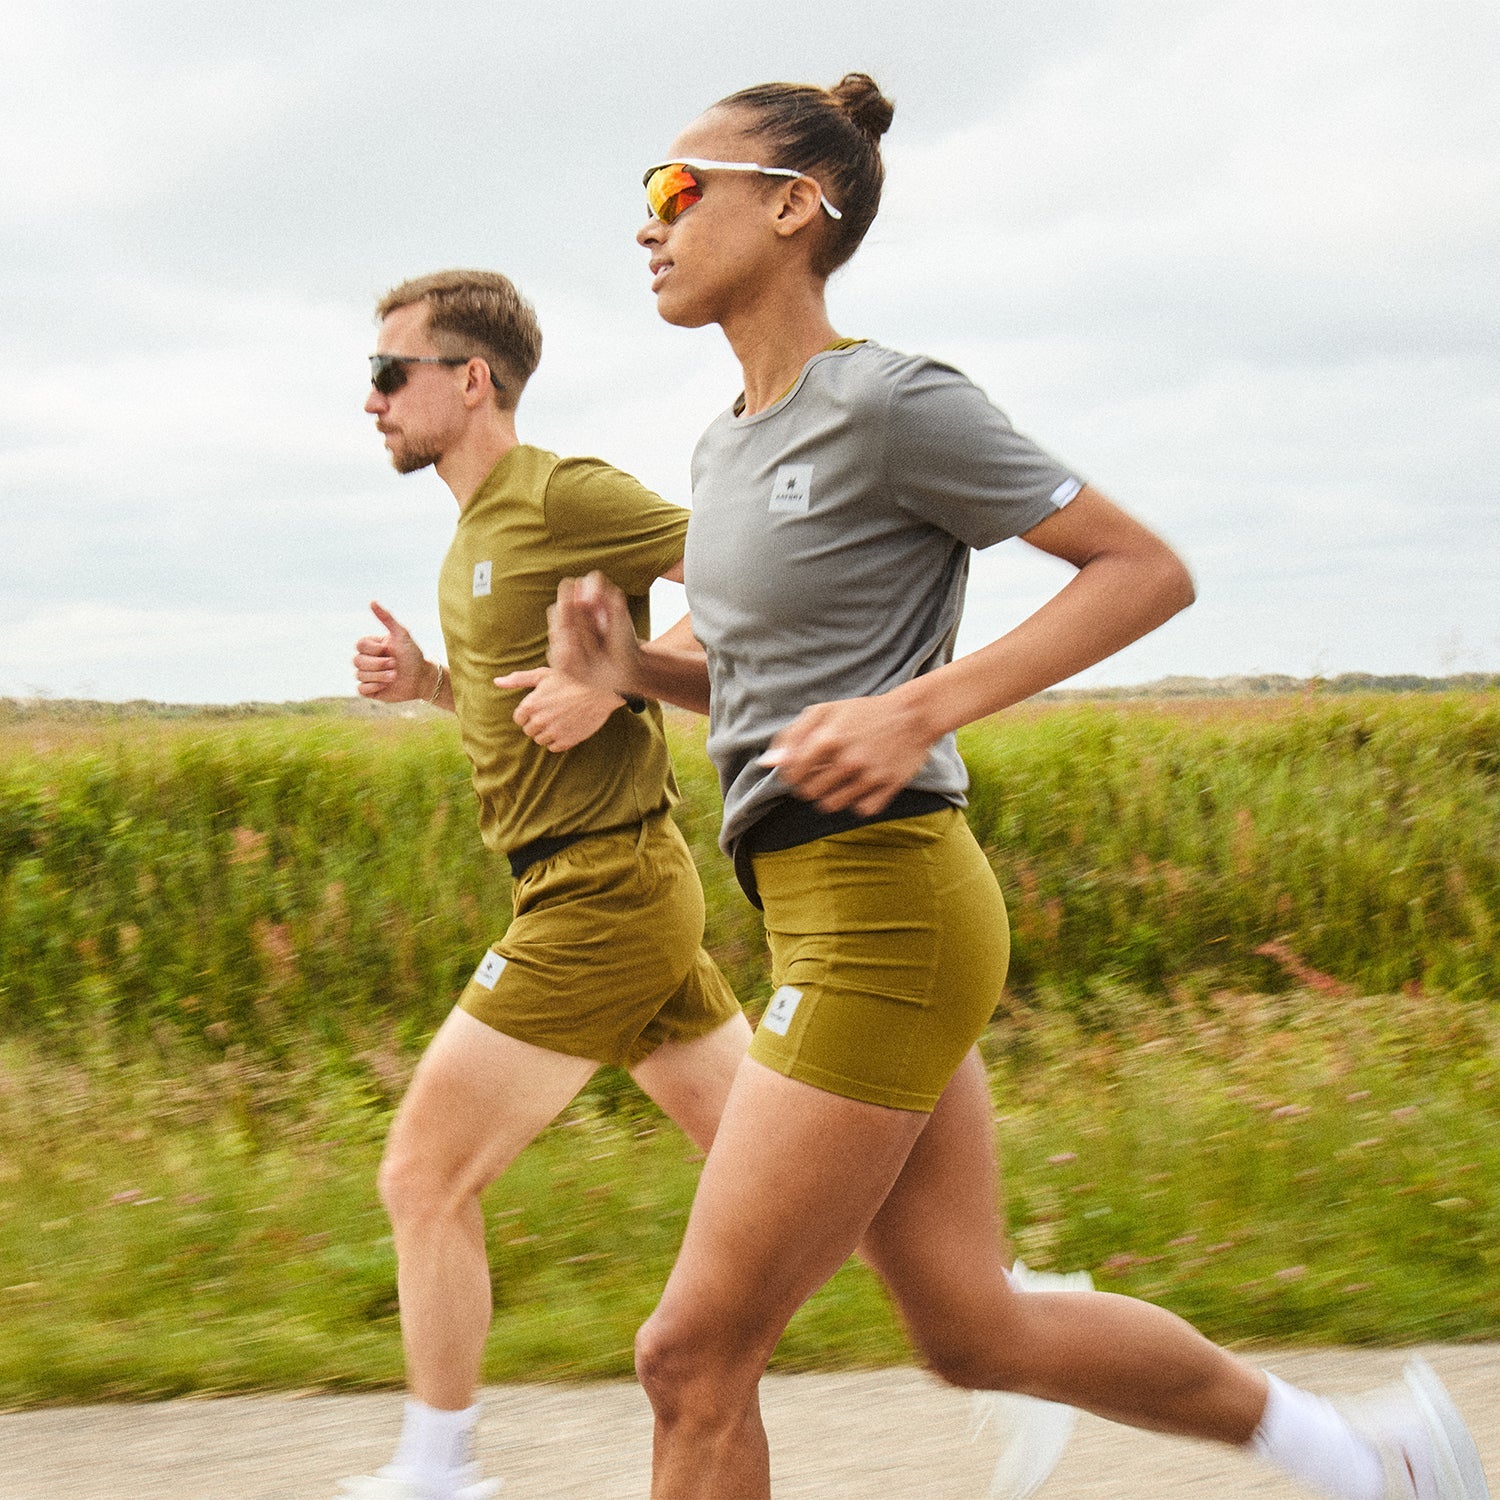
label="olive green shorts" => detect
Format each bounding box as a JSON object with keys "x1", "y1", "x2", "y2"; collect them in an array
[
  {"x1": 748, "y1": 807, "x2": 1009, "y2": 1113},
  {"x1": 458, "y1": 812, "x2": 740, "y2": 1068}
]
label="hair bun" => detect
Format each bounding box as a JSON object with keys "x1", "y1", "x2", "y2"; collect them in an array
[{"x1": 829, "y1": 72, "x2": 894, "y2": 140}]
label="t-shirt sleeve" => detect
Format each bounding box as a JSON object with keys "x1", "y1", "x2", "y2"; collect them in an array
[
  {"x1": 882, "y1": 357, "x2": 1084, "y2": 549},
  {"x1": 543, "y1": 457, "x2": 690, "y2": 596}
]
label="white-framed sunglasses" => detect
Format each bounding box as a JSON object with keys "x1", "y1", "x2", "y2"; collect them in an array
[{"x1": 643, "y1": 158, "x2": 843, "y2": 225}]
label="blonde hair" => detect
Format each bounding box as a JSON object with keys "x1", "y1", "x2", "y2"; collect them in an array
[{"x1": 376, "y1": 269, "x2": 542, "y2": 409}]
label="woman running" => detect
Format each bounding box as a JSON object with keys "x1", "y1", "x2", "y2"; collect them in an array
[{"x1": 549, "y1": 73, "x2": 1489, "y2": 1500}]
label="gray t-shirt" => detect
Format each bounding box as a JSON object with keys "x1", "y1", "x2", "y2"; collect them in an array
[{"x1": 684, "y1": 340, "x2": 1084, "y2": 854}]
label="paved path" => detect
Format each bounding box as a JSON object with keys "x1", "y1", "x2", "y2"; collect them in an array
[{"x1": 2, "y1": 1346, "x2": 1495, "y2": 1499}]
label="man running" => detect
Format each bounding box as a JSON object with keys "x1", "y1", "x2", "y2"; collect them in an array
[{"x1": 338, "y1": 269, "x2": 748, "y2": 1500}]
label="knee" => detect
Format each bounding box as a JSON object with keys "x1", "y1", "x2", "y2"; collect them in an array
[
  {"x1": 375, "y1": 1142, "x2": 422, "y2": 1221},
  {"x1": 635, "y1": 1307, "x2": 757, "y2": 1423},
  {"x1": 924, "y1": 1337, "x2": 1019, "y2": 1392},
  {"x1": 908, "y1": 1297, "x2": 1033, "y2": 1393},
  {"x1": 634, "y1": 1310, "x2": 693, "y2": 1417},
  {"x1": 377, "y1": 1138, "x2": 462, "y2": 1226},
  {"x1": 914, "y1": 1316, "x2": 996, "y2": 1390}
]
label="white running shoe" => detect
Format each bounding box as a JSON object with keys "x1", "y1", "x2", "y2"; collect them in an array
[
  {"x1": 1345, "y1": 1358, "x2": 1490, "y2": 1500},
  {"x1": 337, "y1": 1463, "x2": 502, "y2": 1499},
  {"x1": 969, "y1": 1260, "x2": 1093, "y2": 1500}
]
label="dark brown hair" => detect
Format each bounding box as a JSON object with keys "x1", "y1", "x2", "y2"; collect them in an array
[
  {"x1": 376, "y1": 269, "x2": 542, "y2": 410},
  {"x1": 715, "y1": 72, "x2": 894, "y2": 277}
]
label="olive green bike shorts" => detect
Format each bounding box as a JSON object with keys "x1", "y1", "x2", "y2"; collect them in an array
[
  {"x1": 458, "y1": 812, "x2": 740, "y2": 1068},
  {"x1": 748, "y1": 807, "x2": 1009, "y2": 1113}
]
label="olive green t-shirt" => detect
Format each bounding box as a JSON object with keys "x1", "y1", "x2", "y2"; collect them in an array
[{"x1": 438, "y1": 444, "x2": 688, "y2": 855}]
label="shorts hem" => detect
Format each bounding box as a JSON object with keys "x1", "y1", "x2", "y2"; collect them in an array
[
  {"x1": 750, "y1": 1045, "x2": 938, "y2": 1114},
  {"x1": 455, "y1": 995, "x2": 609, "y2": 1064},
  {"x1": 619, "y1": 1001, "x2": 742, "y2": 1069}
]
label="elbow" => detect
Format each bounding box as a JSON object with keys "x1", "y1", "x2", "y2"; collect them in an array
[
  {"x1": 1155, "y1": 546, "x2": 1196, "y2": 618},
  {"x1": 1171, "y1": 556, "x2": 1197, "y2": 615}
]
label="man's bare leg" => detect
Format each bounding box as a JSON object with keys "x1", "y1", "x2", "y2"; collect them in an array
[
  {"x1": 629, "y1": 1012, "x2": 753, "y2": 1152},
  {"x1": 377, "y1": 1009, "x2": 599, "y2": 1410}
]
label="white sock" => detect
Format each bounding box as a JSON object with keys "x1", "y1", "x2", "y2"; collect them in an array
[
  {"x1": 1249, "y1": 1373, "x2": 1386, "y2": 1500},
  {"x1": 389, "y1": 1399, "x2": 480, "y2": 1485}
]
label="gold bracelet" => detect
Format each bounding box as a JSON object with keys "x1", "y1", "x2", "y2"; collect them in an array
[{"x1": 426, "y1": 663, "x2": 445, "y2": 705}]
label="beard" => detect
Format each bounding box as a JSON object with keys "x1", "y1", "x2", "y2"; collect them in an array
[
  {"x1": 392, "y1": 447, "x2": 440, "y2": 474},
  {"x1": 387, "y1": 436, "x2": 442, "y2": 474}
]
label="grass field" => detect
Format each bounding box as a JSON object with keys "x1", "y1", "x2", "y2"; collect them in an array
[{"x1": 0, "y1": 692, "x2": 1496, "y2": 1407}]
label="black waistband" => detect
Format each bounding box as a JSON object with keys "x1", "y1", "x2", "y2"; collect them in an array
[
  {"x1": 507, "y1": 820, "x2": 641, "y2": 881},
  {"x1": 730, "y1": 789, "x2": 955, "y2": 910}
]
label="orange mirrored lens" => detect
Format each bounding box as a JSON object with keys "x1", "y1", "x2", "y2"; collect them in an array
[{"x1": 645, "y1": 164, "x2": 702, "y2": 224}]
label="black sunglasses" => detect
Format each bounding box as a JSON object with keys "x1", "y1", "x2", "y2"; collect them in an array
[{"x1": 368, "y1": 353, "x2": 505, "y2": 397}]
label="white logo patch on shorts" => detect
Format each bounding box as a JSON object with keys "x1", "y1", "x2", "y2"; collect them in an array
[
  {"x1": 472, "y1": 560, "x2": 493, "y2": 597},
  {"x1": 762, "y1": 985, "x2": 803, "y2": 1036},
  {"x1": 472, "y1": 950, "x2": 506, "y2": 990},
  {"x1": 768, "y1": 465, "x2": 813, "y2": 514}
]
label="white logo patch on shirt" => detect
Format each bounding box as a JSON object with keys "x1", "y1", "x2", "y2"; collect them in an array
[
  {"x1": 761, "y1": 985, "x2": 803, "y2": 1036},
  {"x1": 472, "y1": 950, "x2": 506, "y2": 990},
  {"x1": 472, "y1": 560, "x2": 493, "y2": 597},
  {"x1": 768, "y1": 465, "x2": 814, "y2": 514}
]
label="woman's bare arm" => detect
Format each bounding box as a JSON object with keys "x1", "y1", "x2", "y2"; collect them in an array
[{"x1": 762, "y1": 487, "x2": 1195, "y2": 813}]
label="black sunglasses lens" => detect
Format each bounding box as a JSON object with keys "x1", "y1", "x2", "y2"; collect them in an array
[{"x1": 370, "y1": 356, "x2": 407, "y2": 396}]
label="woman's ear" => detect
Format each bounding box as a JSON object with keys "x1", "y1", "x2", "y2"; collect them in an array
[{"x1": 772, "y1": 177, "x2": 827, "y2": 238}]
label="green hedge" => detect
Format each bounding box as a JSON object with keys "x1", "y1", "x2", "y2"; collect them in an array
[{"x1": 1, "y1": 694, "x2": 1495, "y2": 1056}]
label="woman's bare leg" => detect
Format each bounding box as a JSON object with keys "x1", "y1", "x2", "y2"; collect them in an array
[
  {"x1": 636, "y1": 1047, "x2": 1271, "y2": 1500},
  {"x1": 859, "y1": 1048, "x2": 1267, "y2": 1441},
  {"x1": 635, "y1": 1058, "x2": 928, "y2": 1500}
]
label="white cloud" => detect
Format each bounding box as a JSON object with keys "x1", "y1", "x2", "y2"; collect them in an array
[
  {"x1": 0, "y1": 11, "x2": 300, "y2": 225},
  {"x1": 829, "y1": 3, "x2": 1500, "y2": 683},
  {"x1": 861, "y1": 3, "x2": 1500, "y2": 360},
  {"x1": 2, "y1": 0, "x2": 1497, "y2": 702},
  {"x1": 0, "y1": 602, "x2": 357, "y2": 702}
]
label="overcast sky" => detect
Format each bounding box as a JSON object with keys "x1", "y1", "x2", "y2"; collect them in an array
[{"x1": 3, "y1": 0, "x2": 1496, "y2": 702}]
